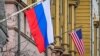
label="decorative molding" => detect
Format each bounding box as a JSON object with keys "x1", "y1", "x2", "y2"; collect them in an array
[
  {"x1": 69, "y1": 1, "x2": 78, "y2": 8},
  {"x1": 94, "y1": 20, "x2": 99, "y2": 28}
]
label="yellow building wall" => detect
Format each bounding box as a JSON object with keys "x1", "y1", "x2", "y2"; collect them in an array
[{"x1": 76, "y1": 0, "x2": 90, "y2": 56}]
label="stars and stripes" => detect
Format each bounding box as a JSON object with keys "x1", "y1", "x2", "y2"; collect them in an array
[{"x1": 69, "y1": 29, "x2": 85, "y2": 56}]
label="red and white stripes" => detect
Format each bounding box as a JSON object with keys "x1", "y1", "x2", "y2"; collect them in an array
[{"x1": 70, "y1": 31, "x2": 84, "y2": 56}]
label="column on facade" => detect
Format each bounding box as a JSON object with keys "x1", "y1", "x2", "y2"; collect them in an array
[
  {"x1": 68, "y1": 3, "x2": 72, "y2": 56},
  {"x1": 62, "y1": 0, "x2": 69, "y2": 55},
  {"x1": 50, "y1": 0, "x2": 56, "y2": 56},
  {"x1": 99, "y1": 0, "x2": 100, "y2": 56},
  {"x1": 94, "y1": 25, "x2": 97, "y2": 56},
  {"x1": 54, "y1": 0, "x2": 61, "y2": 47},
  {"x1": 71, "y1": 5, "x2": 75, "y2": 56},
  {"x1": 52, "y1": 0, "x2": 62, "y2": 56},
  {"x1": 69, "y1": 1, "x2": 76, "y2": 56},
  {"x1": 94, "y1": 20, "x2": 99, "y2": 56}
]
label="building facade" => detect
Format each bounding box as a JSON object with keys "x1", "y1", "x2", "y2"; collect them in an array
[{"x1": 0, "y1": 0, "x2": 99, "y2": 56}]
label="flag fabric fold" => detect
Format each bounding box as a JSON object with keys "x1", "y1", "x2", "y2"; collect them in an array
[
  {"x1": 69, "y1": 29, "x2": 85, "y2": 56},
  {"x1": 42, "y1": 0, "x2": 54, "y2": 44},
  {"x1": 25, "y1": 0, "x2": 54, "y2": 53},
  {"x1": 25, "y1": 8, "x2": 45, "y2": 53},
  {"x1": 34, "y1": 3, "x2": 49, "y2": 48}
]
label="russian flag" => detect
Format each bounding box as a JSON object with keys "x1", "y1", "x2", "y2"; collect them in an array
[{"x1": 25, "y1": 0, "x2": 54, "y2": 53}]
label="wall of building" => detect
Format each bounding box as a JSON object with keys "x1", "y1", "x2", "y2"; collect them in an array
[{"x1": 76, "y1": 0, "x2": 91, "y2": 56}]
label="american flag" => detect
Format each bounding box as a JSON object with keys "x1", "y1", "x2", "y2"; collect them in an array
[{"x1": 69, "y1": 29, "x2": 85, "y2": 56}]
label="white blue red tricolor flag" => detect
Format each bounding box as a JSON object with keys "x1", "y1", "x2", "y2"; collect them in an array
[
  {"x1": 25, "y1": 0, "x2": 54, "y2": 53},
  {"x1": 69, "y1": 29, "x2": 85, "y2": 56}
]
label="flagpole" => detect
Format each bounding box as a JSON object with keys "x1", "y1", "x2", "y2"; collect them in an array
[
  {"x1": 62, "y1": 26, "x2": 82, "y2": 35},
  {"x1": 0, "y1": 1, "x2": 40, "y2": 23}
]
